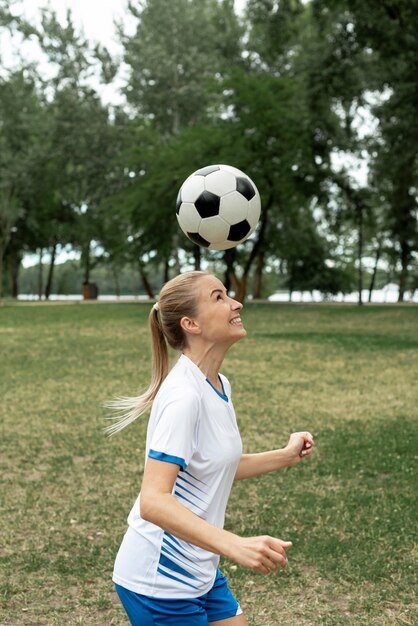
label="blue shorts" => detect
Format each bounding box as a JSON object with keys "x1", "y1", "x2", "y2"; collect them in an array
[{"x1": 115, "y1": 569, "x2": 242, "y2": 625}]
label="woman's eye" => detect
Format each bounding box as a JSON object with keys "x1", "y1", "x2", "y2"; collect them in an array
[{"x1": 217, "y1": 294, "x2": 223, "y2": 300}]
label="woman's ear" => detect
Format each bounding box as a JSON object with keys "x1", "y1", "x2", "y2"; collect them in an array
[{"x1": 180, "y1": 316, "x2": 201, "y2": 336}]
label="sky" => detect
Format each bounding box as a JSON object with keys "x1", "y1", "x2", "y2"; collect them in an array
[
  {"x1": 6, "y1": 0, "x2": 138, "y2": 43},
  {"x1": 5, "y1": 0, "x2": 247, "y2": 59},
  {"x1": 8, "y1": 0, "x2": 134, "y2": 54}
]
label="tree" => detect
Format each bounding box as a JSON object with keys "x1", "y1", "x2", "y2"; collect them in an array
[
  {"x1": 116, "y1": 0, "x2": 244, "y2": 280},
  {"x1": 213, "y1": 28, "x2": 324, "y2": 300},
  {"x1": 21, "y1": 7, "x2": 117, "y2": 297},
  {"x1": 311, "y1": 0, "x2": 418, "y2": 301},
  {"x1": 0, "y1": 4, "x2": 121, "y2": 298},
  {"x1": 0, "y1": 69, "x2": 45, "y2": 297},
  {"x1": 122, "y1": 0, "x2": 243, "y2": 135}
]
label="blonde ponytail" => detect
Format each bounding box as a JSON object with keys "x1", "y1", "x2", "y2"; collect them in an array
[{"x1": 104, "y1": 270, "x2": 210, "y2": 435}]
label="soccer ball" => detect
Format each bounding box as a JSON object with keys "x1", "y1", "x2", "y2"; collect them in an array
[{"x1": 176, "y1": 164, "x2": 261, "y2": 250}]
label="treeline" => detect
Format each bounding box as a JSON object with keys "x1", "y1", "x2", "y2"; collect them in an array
[
  {"x1": 1, "y1": 0, "x2": 417, "y2": 302},
  {"x1": 19, "y1": 259, "x2": 154, "y2": 297},
  {"x1": 18, "y1": 257, "x2": 394, "y2": 300}
]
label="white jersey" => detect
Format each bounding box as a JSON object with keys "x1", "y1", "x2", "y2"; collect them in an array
[{"x1": 112, "y1": 354, "x2": 243, "y2": 598}]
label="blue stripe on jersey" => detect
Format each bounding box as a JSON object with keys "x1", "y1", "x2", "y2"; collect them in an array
[
  {"x1": 162, "y1": 538, "x2": 200, "y2": 568},
  {"x1": 148, "y1": 449, "x2": 187, "y2": 471},
  {"x1": 161, "y1": 544, "x2": 202, "y2": 575},
  {"x1": 174, "y1": 490, "x2": 206, "y2": 513},
  {"x1": 163, "y1": 531, "x2": 182, "y2": 547},
  {"x1": 158, "y1": 553, "x2": 200, "y2": 581},
  {"x1": 205, "y1": 377, "x2": 228, "y2": 402},
  {"x1": 162, "y1": 540, "x2": 191, "y2": 563},
  {"x1": 156, "y1": 566, "x2": 199, "y2": 590},
  {"x1": 183, "y1": 469, "x2": 208, "y2": 486},
  {"x1": 164, "y1": 532, "x2": 199, "y2": 555},
  {"x1": 175, "y1": 482, "x2": 208, "y2": 505},
  {"x1": 176, "y1": 474, "x2": 208, "y2": 496}
]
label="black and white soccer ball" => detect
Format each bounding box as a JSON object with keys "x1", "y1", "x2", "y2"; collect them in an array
[{"x1": 176, "y1": 164, "x2": 261, "y2": 250}]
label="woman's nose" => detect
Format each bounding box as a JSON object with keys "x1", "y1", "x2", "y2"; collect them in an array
[{"x1": 231, "y1": 298, "x2": 243, "y2": 310}]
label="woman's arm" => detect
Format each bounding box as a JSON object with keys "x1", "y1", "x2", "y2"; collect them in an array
[
  {"x1": 234, "y1": 431, "x2": 315, "y2": 481},
  {"x1": 140, "y1": 458, "x2": 292, "y2": 574}
]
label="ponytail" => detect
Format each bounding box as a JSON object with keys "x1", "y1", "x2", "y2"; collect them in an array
[
  {"x1": 104, "y1": 306, "x2": 169, "y2": 435},
  {"x1": 104, "y1": 270, "x2": 209, "y2": 436}
]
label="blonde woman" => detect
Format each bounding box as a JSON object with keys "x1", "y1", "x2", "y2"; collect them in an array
[{"x1": 109, "y1": 270, "x2": 315, "y2": 626}]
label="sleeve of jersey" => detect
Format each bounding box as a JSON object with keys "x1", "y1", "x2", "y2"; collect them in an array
[{"x1": 148, "y1": 388, "x2": 200, "y2": 472}]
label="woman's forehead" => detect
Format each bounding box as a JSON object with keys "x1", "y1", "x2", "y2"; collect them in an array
[{"x1": 199, "y1": 275, "x2": 225, "y2": 295}]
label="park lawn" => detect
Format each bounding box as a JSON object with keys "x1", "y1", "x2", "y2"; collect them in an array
[{"x1": 0, "y1": 300, "x2": 417, "y2": 626}]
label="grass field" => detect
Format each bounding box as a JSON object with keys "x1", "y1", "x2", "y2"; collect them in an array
[{"x1": 1, "y1": 300, "x2": 417, "y2": 626}]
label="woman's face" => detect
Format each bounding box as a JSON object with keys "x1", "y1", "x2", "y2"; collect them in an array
[{"x1": 190, "y1": 274, "x2": 246, "y2": 347}]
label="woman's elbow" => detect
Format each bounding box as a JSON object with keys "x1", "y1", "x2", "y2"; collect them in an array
[
  {"x1": 140, "y1": 491, "x2": 164, "y2": 523},
  {"x1": 140, "y1": 494, "x2": 154, "y2": 522}
]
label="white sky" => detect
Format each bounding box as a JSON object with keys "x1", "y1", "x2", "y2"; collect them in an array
[
  {"x1": 4, "y1": 0, "x2": 247, "y2": 54},
  {"x1": 7, "y1": 0, "x2": 132, "y2": 54}
]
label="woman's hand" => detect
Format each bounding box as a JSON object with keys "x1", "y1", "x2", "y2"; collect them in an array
[
  {"x1": 225, "y1": 535, "x2": 293, "y2": 574},
  {"x1": 285, "y1": 431, "x2": 315, "y2": 466}
]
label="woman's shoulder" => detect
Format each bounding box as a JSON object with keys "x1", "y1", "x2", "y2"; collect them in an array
[
  {"x1": 157, "y1": 357, "x2": 204, "y2": 402},
  {"x1": 150, "y1": 364, "x2": 203, "y2": 427}
]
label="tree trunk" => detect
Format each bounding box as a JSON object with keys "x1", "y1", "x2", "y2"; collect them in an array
[
  {"x1": 398, "y1": 243, "x2": 409, "y2": 302},
  {"x1": 194, "y1": 246, "x2": 201, "y2": 271},
  {"x1": 223, "y1": 249, "x2": 236, "y2": 292},
  {"x1": 139, "y1": 262, "x2": 155, "y2": 299},
  {"x1": 252, "y1": 249, "x2": 265, "y2": 299},
  {"x1": 228, "y1": 269, "x2": 241, "y2": 300},
  {"x1": 112, "y1": 267, "x2": 121, "y2": 298},
  {"x1": 9, "y1": 250, "x2": 19, "y2": 299},
  {"x1": 390, "y1": 156, "x2": 414, "y2": 303},
  {"x1": 222, "y1": 190, "x2": 273, "y2": 301},
  {"x1": 224, "y1": 250, "x2": 251, "y2": 302},
  {"x1": 172, "y1": 234, "x2": 181, "y2": 275},
  {"x1": 368, "y1": 238, "x2": 382, "y2": 303},
  {"x1": 82, "y1": 240, "x2": 91, "y2": 284},
  {"x1": 38, "y1": 248, "x2": 44, "y2": 300},
  {"x1": 237, "y1": 191, "x2": 272, "y2": 302},
  {"x1": 0, "y1": 251, "x2": 3, "y2": 299},
  {"x1": 357, "y1": 203, "x2": 363, "y2": 306},
  {"x1": 235, "y1": 274, "x2": 248, "y2": 303},
  {"x1": 45, "y1": 242, "x2": 57, "y2": 300},
  {"x1": 6, "y1": 230, "x2": 20, "y2": 298},
  {"x1": 163, "y1": 259, "x2": 170, "y2": 283}
]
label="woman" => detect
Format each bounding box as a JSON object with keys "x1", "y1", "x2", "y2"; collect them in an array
[{"x1": 108, "y1": 270, "x2": 315, "y2": 626}]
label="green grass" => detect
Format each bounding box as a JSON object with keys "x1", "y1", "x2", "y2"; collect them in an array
[{"x1": 1, "y1": 301, "x2": 417, "y2": 625}]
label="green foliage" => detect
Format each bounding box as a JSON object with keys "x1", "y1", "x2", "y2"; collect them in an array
[
  {"x1": 0, "y1": 68, "x2": 47, "y2": 295},
  {"x1": 123, "y1": 0, "x2": 243, "y2": 134},
  {"x1": 310, "y1": 0, "x2": 418, "y2": 299},
  {"x1": 1, "y1": 0, "x2": 417, "y2": 301}
]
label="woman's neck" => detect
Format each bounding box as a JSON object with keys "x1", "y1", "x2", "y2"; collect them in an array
[{"x1": 183, "y1": 344, "x2": 226, "y2": 388}]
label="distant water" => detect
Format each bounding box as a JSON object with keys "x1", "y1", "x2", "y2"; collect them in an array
[
  {"x1": 17, "y1": 286, "x2": 417, "y2": 303},
  {"x1": 267, "y1": 285, "x2": 418, "y2": 303},
  {"x1": 17, "y1": 294, "x2": 151, "y2": 302}
]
